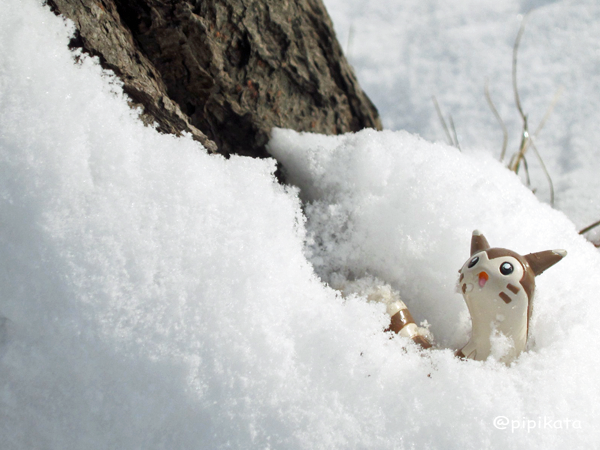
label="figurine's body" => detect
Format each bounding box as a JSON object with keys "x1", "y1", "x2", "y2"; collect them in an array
[
  {"x1": 386, "y1": 230, "x2": 566, "y2": 364},
  {"x1": 456, "y1": 247, "x2": 530, "y2": 362},
  {"x1": 455, "y1": 230, "x2": 566, "y2": 363}
]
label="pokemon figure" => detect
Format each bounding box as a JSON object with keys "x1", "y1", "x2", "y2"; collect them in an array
[{"x1": 387, "y1": 230, "x2": 566, "y2": 363}]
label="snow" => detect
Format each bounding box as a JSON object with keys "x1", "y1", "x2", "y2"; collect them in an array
[
  {"x1": 1, "y1": 0, "x2": 599, "y2": 448},
  {"x1": 323, "y1": 0, "x2": 600, "y2": 239}
]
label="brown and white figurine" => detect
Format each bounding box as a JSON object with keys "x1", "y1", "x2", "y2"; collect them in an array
[
  {"x1": 384, "y1": 230, "x2": 566, "y2": 363},
  {"x1": 455, "y1": 230, "x2": 566, "y2": 363}
]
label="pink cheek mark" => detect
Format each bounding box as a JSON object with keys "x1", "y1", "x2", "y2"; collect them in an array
[{"x1": 478, "y1": 271, "x2": 489, "y2": 288}]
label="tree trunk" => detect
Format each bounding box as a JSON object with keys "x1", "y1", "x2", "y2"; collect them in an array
[{"x1": 46, "y1": 0, "x2": 382, "y2": 158}]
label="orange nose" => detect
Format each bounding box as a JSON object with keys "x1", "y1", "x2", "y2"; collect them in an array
[{"x1": 478, "y1": 271, "x2": 489, "y2": 287}]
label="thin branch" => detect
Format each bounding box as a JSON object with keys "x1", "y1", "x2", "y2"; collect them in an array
[
  {"x1": 509, "y1": 14, "x2": 532, "y2": 173},
  {"x1": 449, "y1": 115, "x2": 461, "y2": 151},
  {"x1": 521, "y1": 153, "x2": 531, "y2": 187},
  {"x1": 513, "y1": 151, "x2": 532, "y2": 187},
  {"x1": 484, "y1": 80, "x2": 508, "y2": 162},
  {"x1": 529, "y1": 137, "x2": 555, "y2": 206},
  {"x1": 508, "y1": 153, "x2": 517, "y2": 170},
  {"x1": 533, "y1": 87, "x2": 564, "y2": 138},
  {"x1": 509, "y1": 118, "x2": 530, "y2": 173},
  {"x1": 432, "y1": 96, "x2": 453, "y2": 146},
  {"x1": 513, "y1": 14, "x2": 529, "y2": 123},
  {"x1": 579, "y1": 219, "x2": 600, "y2": 235},
  {"x1": 508, "y1": 12, "x2": 557, "y2": 207}
]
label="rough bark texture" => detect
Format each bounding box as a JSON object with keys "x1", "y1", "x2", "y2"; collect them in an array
[{"x1": 47, "y1": 0, "x2": 382, "y2": 158}]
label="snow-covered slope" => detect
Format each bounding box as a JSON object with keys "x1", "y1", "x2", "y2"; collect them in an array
[
  {"x1": 1, "y1": 1, "x2": 599, "y2": 449},
  {"x1": 269, "y1": 127, "x2": 600, "y2": 446}
]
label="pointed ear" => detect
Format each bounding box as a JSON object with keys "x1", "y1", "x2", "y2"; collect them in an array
[
  {"x1": 524, "y1": 249, "x2": 567, "y2": 276},
  {"x1": 471, "y1": 230, "x2": 490, "y2": 256}
]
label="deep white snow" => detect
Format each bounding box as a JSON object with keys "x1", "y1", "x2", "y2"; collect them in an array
[{"x1": 1, "y1": 0, "x2": 599, "y2": 449}]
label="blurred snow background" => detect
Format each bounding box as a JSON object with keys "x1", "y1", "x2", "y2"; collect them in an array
[
  {"x1": 324, "y1": 0, "x2": 600, "y2": 238},
  {"x1": 1, "y1": 0, "x2": 600, "y2": 449}
]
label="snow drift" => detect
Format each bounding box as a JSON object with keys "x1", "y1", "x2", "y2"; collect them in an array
[
  {"x1": 0, "y1": 1, "x2": 599, "y2": 449},
  {"x1": 324, "y1": 0, "x2": 600, "y2": 233}
]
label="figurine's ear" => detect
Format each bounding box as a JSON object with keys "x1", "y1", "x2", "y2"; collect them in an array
[
  {"x1": 471, "y1": 230, "x2": 490, "y2": 256},
  {"x1": 524, "y1": 249, "x2": 567, "y2": 276}
]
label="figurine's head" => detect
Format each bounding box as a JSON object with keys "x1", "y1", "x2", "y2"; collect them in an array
[{"x1": 457, "y1": 230, "x2": 566, "y2": 361}]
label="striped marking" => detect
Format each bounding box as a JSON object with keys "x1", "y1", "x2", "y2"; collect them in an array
[
  {"x1": 387, "y1": 309, "x2": 432, "y2": 349},
  {"x1": 400, "y1": 323, "x2": 419, "y2": 339},
  {"x1": 499, "y1": 292, "x2": 511, "y2": 304},
  {"x1": 507, "y1": 283, "x2": 520, "y2": 294},
  {"x1": 388, "y1": 308, "x2": 414, "y2": 334}
]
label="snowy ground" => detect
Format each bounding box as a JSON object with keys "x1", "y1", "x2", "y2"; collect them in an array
[{"x1": 1, "y1": 0, "x2": 600, "y2": 449}]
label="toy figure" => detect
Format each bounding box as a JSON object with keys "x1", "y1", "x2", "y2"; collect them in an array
[{"x1": 387, "y1": 230, "x2": 566, "y2": 363}]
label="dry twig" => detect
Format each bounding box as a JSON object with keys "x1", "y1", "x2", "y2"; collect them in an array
[
  {"x1": 506, "y1": 12, "x2": 556, "y2": 206},
  {"x1": 579, "y1": 219, "x2": 600, "y2": 235},
  {"x1": 432, "y1": 95, "x2": 453, "y2": 146},
  {"x1": 432, "y1": 96, "x2": 460, "y2": 150}
]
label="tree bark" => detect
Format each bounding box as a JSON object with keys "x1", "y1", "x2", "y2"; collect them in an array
[{"x1": 46, "y1": 0, "x2": 382, "y2": 158}]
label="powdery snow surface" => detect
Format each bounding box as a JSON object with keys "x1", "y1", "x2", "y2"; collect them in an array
[
  {"x1": 1, "y1": 1, "x2": 600, "y2": 449},
  {"x1": 323, "y1": 0, "x2": 600, "y2": 238},
  {"x1": 269, "y1": 128, "x2": 600, "y2": 446}
]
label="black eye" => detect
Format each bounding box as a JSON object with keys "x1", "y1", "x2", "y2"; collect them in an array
[
  {"x1": 468, "y1": 256, "x2": 479, "y2": 268},
  {"x1": 500, "y1": 262, "x2": 514, "y2": 275}
]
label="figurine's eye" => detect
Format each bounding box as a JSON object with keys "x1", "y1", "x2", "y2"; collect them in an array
[
  {"x1": 500, "y1": 262, "x2": 514, "y2": 275},
  {"x1": 468, "y1": 256, "x2": 479, "y2": 268}
]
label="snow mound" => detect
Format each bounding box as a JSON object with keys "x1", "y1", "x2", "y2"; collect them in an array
[
  {"x1": 1, "y1": 0, "x2": 599, "y2": 448},
  {"x1": 324, "y1": 0, "x2": 600, "y2": 230},
  {"x1": 269, "y1": 127, "x2": 600, "y2": 446}
]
